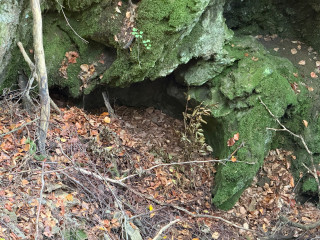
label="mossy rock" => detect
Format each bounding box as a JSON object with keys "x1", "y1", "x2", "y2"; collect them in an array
[
  {"x1": 188, "y1": 35, "x2": 306, "y2": 210},
  {"x1": 302, "y1": 177, "x2": 318, "y2": 195}
]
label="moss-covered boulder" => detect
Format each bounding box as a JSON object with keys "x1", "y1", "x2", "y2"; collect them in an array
[
  {"x1": 0, "y1": 1, "x2": 27, "y2": 86},
  {"x1": 186, "y1": 36, "x2": 305, "y2": 210},
  {"x1": 1, "y1": 0, "x2": 232, "y2": 98}
]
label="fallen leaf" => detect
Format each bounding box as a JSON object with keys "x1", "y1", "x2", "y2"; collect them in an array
[
  {"x1": 316, "y1": 61, "x2": 320, "y2": 67},
  {"x1": 273, "y1": 48, "x2": 279, "y2": 52},
  {"x1": 244, "y1": 53, "x2": 249, "y2": 57},
  {"x1": 310, "y1": 72, "x2": 318, "y2": 78},
  {"x1": 303, "y1": 120, "x2": 308, "y2": 128},
  {"x1": 290, "y1": 176, "x2": 295, "y2": 187},
  {"x1": 297, "y1": 45, "x2": 301, "y2": 50},
  {"x1": 251, "y1": 56, "x2": 259, "y2": 61},
  {"x1": 290, "y1": 82, "x2": 300, "y2": 93},
  {"x1": 212, "y1": 232, "x2": 220, "y2": 240},
  {"x1": 21, "y1": 179, "x2": 29, "y2": 185},
  {"x1": 262, "y1": 223, "x2": 267, "y2": 232},
  {"x1": 293, "y1": 72, "x2": 299, "y2": 77},
  {"x1": 104, "y1": 117, "x2": 111, "y2": 123},
  {"x1": 291, "y1": 48, "x2": 297, "y2": 54},
  {"x1": 307, "y1": 86, "x2": 314, "y2": 92},
  {"x1": 115, "y1": 6, "x2": 121, "y2": 13},
  {"x1": 227, "y1": 137, "x2": 235, "y2": 147},
  {"x1": 60, "y1": 138, "x2": 67, "y2": 143},
  {"x1": 65, "y1": 194, "x2": 73, "y2": 201},
  {"x1": 231, "y1": 156, "x2": 237, "y2": 162},
  {"x1": 298, "y1": 60, "x2": 306, "y2": 65},
  {"x1": 148, "y1": 204, "x2": 153, "y2": 211},
  {"x1": 289, "y1": 199, "x2": 296, "y2": 208},
  {"x1": 126, "y1": 11, "x2": 131, "y2": 18},
  {"x1": 117, "y1": 1, "x2": 122, "y2": 6},
  {"x1": 233, "y1": 132, "x2": 239, "y2": 141}
]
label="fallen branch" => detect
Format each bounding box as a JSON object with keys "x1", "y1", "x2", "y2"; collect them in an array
[
  {"x1": 152, "y1": 219, "x2": 180, "y2": 240},
  {"x1": 259, "y1": 97, "x2": 320, "y2": 202},
  {"x1": 75, "y1": 167, "x2": 254, "y2": 232},
  {"x1": 0, "y1": 118, "x2": 39, "y2": 138},
  {"x1": 102, "y1": 91, "x2": 116, "y2": 118},
  {"x1": 120, "y1": 142, "x2": 254, "y2": 182},
  {"x1": 35, "y1": 160, "x2": 46, "y2": 240},
  {"x1": 280, "y1": 216, "x2": 320, "y2": 231},
  {"x1": 129, "y1": 206, "x2": 167, "y2": 220}
]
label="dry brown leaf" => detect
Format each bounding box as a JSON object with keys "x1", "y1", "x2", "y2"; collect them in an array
[
  {"x1": 311, "y1": 72, "x2": 318, "y2": 78},
  {"x1": 233, "y1": 132, "x2": 239, "y2": 141},
  {"x1": 212, "y1": 232, "x2": 220, "y2": 239},
  {"x1": 291, "y1": 48, "x2": 297, "y2": 54},
  {"x1": 307, "y1": 86, "x2": 314, "y2": 92},
  {"x1": 298, "y1": 60, "x2": 306, "y2": 65},
  {"x1": 273, "y1": 48, "x2": 279, "y2": 52},
  {"x1": 21, "y1": 179, "x2": 29, "y2": 185},
  {"x1": 65, "y1": 194, "x2": 73, "y2": 201},
  {"x1": 290, "y1": 176, "x2": 295, "y2": 187},
  {"x1": 227, "y1": 137, "x2": 235, "y2": 147},
  {"x1": 303, "y1": 120, "x2": 308, "y2": 128}
]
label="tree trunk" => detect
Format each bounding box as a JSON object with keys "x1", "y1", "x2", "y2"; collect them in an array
[{"x1": 31, "y1": 0, "x2": 50, "y2": 155}]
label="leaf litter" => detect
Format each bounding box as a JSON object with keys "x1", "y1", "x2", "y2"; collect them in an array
[{"x1": 3, "y1": 35, "x2": 320, "y2": 237}]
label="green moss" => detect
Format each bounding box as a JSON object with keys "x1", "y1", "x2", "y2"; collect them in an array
[
  {"x1": 189, "y1": 35, "x2": 303, "y2": 210},
  {"x1": 302, "y1": 177, "x2": 318, "y2": 195}
]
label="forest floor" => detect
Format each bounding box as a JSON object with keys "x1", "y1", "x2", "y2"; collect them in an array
[
  {"x1": 1, "y1": 34, "x2": 320, "y2": 239},
  {"x1": 0, "y1": 98, "x2": 320, "y2": 240}
]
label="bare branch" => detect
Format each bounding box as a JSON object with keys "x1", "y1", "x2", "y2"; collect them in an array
[
  {"x1": 260, "y1": 97, "x2": 320, "y2": 202},
  {"x1": 120, "y1": 142, "x2": 254, "y2": 182},
  {"x1": 35, "y1": 161, "x2": 46, "y2": 240},
  {"x1": 75, "y1": 167, "x2": 254, "y2": 232},
  {"x1": 17, "y1": 41, "x2": 61, "y2": 114},
  {"x1": 152, "y1": 219, "x2": 180, "y2": 240},
  {"x1": 55, "y1": 0, "x2": 89, "y2": 44},
  {"x1": 280, "y1": 216, "x2": 320, "y2": 231},
  {"x1": 0, "y1": 118, "x2": 39, "y2": 138}
]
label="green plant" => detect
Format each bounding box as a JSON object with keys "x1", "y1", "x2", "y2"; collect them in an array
[
  {"x1": 131, "y1": 28, "x2": 151, "y2": 67},
  {"x1": 25, "y1": 137, "x2": 46, "y2": 161},
  {"x1": 181, "y1": 96, "x2": 213, "y2": 160}
]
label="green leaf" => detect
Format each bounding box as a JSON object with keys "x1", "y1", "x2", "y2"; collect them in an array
[{"x1": 132, "y1": 28, "x2": 137, "y2": 32}]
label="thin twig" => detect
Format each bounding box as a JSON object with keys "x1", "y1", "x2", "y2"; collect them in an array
[
  {"x1": 259, "y1": 97, "x2": 312, "y2": 154},
  {"x1": 102, "y1": 92, "x2": 116, "y2": 118},
  {"x1": 260, "y1": 97, "x2": 320, "y2": 202},
  {"x1": 76, "y1": 167, "x2": 254, "y2": 232},
  {"x1": 55, "y1": 0, "x2": 89, "y2": 44},
  {"x1": 35, "y1": 160, "x2": 46, "y2": 240},
  {"x1": 280, "y1": 216, "x2": 320, "y2": 231},
  {"x1": 152, "y1": 219, "x2": 180, "y2": 240},
  {"x1": 129, "y1": 206, "x2": 167, "y2": 220},
  {"x1": 0, "y1": 118, "x2": 39, "y2": 138},
  {"x1": 17, "y1": 41, "x2": 61, "y2": 114},
  {"x1": 120, "y1": 142, "x2": 253, "y2": 182}
]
